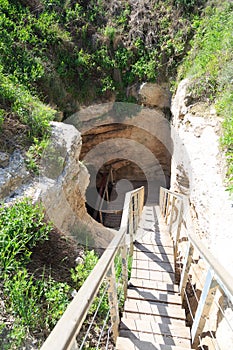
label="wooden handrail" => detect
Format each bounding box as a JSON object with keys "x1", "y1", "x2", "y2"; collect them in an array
[
  {"x1": 160, "y1": 187, "x2": 233, "y2": 302},
  {"x1": 160, "y1": 186, "x2": 233, "y2": 347},
  {"x1": 41, "y1": 185, "x2": 145, "y2": 350},
  {"x1": 40, "y1": 229, "x2": 126, "y2": 350}
]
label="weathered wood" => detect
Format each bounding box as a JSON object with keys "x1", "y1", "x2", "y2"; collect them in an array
[
  {"x1": 121, "y1": 237, "x2": 128, "y2": 300},
  {"x1": 116, "y1": 337, "x2": 192, "y2": 350},
  {"x1": 119, "y1": 329, "x2": 191, "y2": 348},
  {"x1": 174, "y1": 199, "x2": 183, "y2": 262},
  {"x1": 122, "y1": 312, "x2": 185, "y2": 326},
  {"x1": 134, "y1": 244, "x2": 174, "y2": 255},
  {"x1": 130, "y1": 268, "x2": 175, "y2": 283},
  {"x1": 126, "y1": 287, "x2": 181, "y2": 305},
  {"x1": 120, "y1": 318, "x2": 191, "y2": 339},
  {"x1": 129, "y1": 278, "x2": 178, "y2": 293},
  {"x1": 132, "y1": 259, "x2": 175, "y2": 273},
  {"x1": 107, "y1": 264, "x2": 120, "y2": 342},
  {"x1": 133, "y1": 250, "x2": 174, "y2": 263},
  {"x1": 168, "y1": 196, "x2": 176, "y2": 235},
  {"x1": 191, "y1": 270, "x2": 218, "y2": 347},
  {"x1": 179, "y1": 241, "x2": 194, "y2": 301},
  {"x1": 124, "y1": 299, "x2": 186, "y2": 320}
]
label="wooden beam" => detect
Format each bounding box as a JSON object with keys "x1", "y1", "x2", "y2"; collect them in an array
[
  {"x1": 191, "y1": 269, "x2": 218, "y2": 347},
  {"x1": 179, "y1": 241, "x2": 194, "y2": 301},
  {"x1": 107, "y1": 264, "x2": 120, "y2": 342}
]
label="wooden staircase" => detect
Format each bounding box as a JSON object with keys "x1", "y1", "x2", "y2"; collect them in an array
[{"x1": 116, "y1": 205, "x2": 191, "y2": 350}]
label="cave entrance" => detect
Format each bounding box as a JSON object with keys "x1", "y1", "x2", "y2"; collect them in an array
[
  {"x1": 80, "y1": 122, "x2": 171, "y2": 229},
  {"x1": 85, "y1": 159, "x2": 148, "y2": 228}
]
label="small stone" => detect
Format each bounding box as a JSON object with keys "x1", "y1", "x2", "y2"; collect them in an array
[
  {"x1": 75, "y1": 257, "x2": 84, "y2": 265},
  {"x1": 0, "y1": 152, "x2": 9, "y2": 168}
]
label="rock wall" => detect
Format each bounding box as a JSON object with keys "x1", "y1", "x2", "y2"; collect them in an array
[
  {"x1": 1, "y1": 122, "x2": 114, "y2": 249},
  {"x1": 39, "y1": 122, "x2": 114, "y2": 249},
  {"x1": 171, "y1": 79, "x2": 233, "y2": 270},
  {"x1": 171, "y1": 79, "x2": 233, "y2": 349}
]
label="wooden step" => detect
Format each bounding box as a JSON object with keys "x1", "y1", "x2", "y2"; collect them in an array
[
  {"x1": 134, "y1": 242, "x2": 174, "y2": 255},
  {"x1": 132, "y1": 259, "x2": 175, "y2": 273},
  {"x1": 135, "y1": 239, "x2": 174, "y2": 248},
  {"x1": 124, "y1": 299, "x2": 186, "y2": 320},
  {"x1": 116, "y1": 336, "x2": 192, "y2": 350},
  {"x1": 118, "y1": 330, "x2": 191, "y2": 348},
  {"x1": 122, "y1": 312, "x2": 186, "y2": 327},
  {"x1": 127, "y1": 287, "x2": 182, "y2": 305},
  {"x1": 120, "y1": 318, "x2": 190, "y2": 340},
  {"x1": 130, "y1": 268, "x2": 175, "y2": 283},
  {"x1": 133, "y1": 251, "x2": 174, "y2": 264},
  {"x1": 129, "y1": 279, "x2": 179, "y2": 293}
]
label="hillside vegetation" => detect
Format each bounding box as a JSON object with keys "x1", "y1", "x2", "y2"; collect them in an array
[
  {"x1": 178, "y1": 0, "x2": 233, "y2": 191},
  {"x1": 0, "y1": 0, "x2": 205, "y2": 149}
]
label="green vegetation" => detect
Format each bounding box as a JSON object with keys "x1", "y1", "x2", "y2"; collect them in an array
[
  {"x1": 0, "y1": 199, "x2": 132, "y2": 348},
  {"x1": 0, "y1": 0, "x2": 207, "y2": 166},
  {"x1": 0, "y1": 199, "x2": 71, "y2": 349},
  {"x1": 178, "y1": 1, "x2": 233, "y2": 191}
]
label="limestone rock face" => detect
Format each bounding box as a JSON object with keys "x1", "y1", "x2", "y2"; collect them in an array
[
  {"x1": 171, "y1": 79, "x2": 233, "y2": 349},
  {"x1": 40, "y1": 122, "x2": 114, "y2": 249},
  {"x1": 0, "y1": 150, "x2": 30, "y2": 200},
  {"x1": 171, "y1": 78, "x2": 233, "y2": 269},
  {"x1": 138, "y1": 83, "x2": 171, "y2": 110}
]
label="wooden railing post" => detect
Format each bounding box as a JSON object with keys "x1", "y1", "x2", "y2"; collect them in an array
[
  {"x1": 168, "y1": 195, "x2": 176, "y2": 235},
  {"x1": 174, "y1": 200, "x2": 183, "y2": 262},
  {"x1": 121, "y1": 237, "x2": 128, "y2": 300},
  {"x1": 191, "y1": 269, "x2": 218, "y2": 347},
  {"x1": 129, "y1": 202, "x2": 134, "y2": 256},
  {"x1": 179, "y1": 241, "x2": 194, "y2": 301},
  {"x1": 106, "y1": 263, "x2": 120, "y2": 343}
]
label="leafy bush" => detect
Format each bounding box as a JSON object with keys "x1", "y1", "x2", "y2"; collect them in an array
[
  {"x1": 0, "y1": 199, "x2": 51, "y2": 274},
  {"x1": 0, "y1": 199, "x2": 71, "y2": 349},
  {"x1": 3, "y1": 269, "x2": 71, "y2": 348}
]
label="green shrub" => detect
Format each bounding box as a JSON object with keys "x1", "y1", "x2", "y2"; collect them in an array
[
  {"x1": 0, "y1": 199, "x2": 51, "y2": 274},
  {"x1": 3, "y1": 270, "x2": 71, "y2": 348}
]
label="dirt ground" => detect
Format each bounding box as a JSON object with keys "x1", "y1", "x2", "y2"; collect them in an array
[{"x1": 27, "y1": 228, "x2": 84, "y2": 286}]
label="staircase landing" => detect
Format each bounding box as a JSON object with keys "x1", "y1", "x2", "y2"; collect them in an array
[{"x1": 116, "y1": 205, "x2": 191, "y2": 350}]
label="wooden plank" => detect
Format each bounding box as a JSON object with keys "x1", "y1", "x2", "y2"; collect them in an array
[
  {"x1": 119, "y1": 330, "x2": 191, "y2": 348},
  {"x1": 132, "y1": 259, "x2": 175, "y2": 273},
  {"x1": 107, "y1": 264, "x2": 120, "y2": 342},
  {"x1": 122, "y1": 312, "x2": 186, "y2": 327},
  {"x1": 126, "y1": 288, "x2": 181, "y2": 305},
  {"x1": 191, "y1": 270, "x2": 218, "y2": 347},
  {"x1": 124, "y1": 299, "x2": 186, "y2": 320},
  {"x1": 130, "y1": 268, "x2": 175, "y2": 283},
  {"x1": 134, "y1": 243, "x2": 174, "y2": 255},
  {"x1": 116, "y1": 337, "x2": 191, "y2": 350},
  {"x1": 179, "y1": 242, "x2": 194, "y2": 300},
  {"x1": 133, "y1": 251, "x2": 174, "y2": 264},
  {"x1": 129, "y1": 278, "x2": 179, "y2": 293},
  {"x1": 120, "y1": 318, "x2": 191, "y2": 339}
]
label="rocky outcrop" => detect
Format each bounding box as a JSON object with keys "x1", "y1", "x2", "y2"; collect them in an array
[
  {"x1": 1, "y1": 122, "x2": 114, "y2": 249},
  {"x1": 40, "y1": 122, "x2": 114, "y2": 249},
  {"x1": 0, "y1": 150, "x2": 30, "y2": 200},
  {"x1": 171, "y1": 79, "x2": 233, "y2": 269},
  {"x1": 138, "y1": 82, "x2": 171, "y2": 110},
  {"x1": 172, "y1": 79, "x2": 233, "y2": 350}
]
